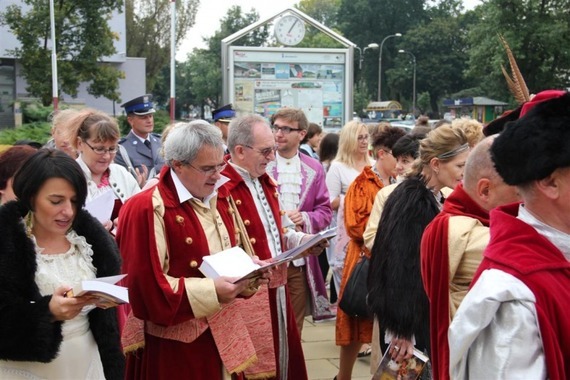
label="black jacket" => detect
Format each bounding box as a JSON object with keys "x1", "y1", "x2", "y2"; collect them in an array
[
  {"x1": 0, "y1": 201, "x2": 124, "y2": 379},
  {"x1": 367, "y1": 176, "x2": 440, "y2": 350}
]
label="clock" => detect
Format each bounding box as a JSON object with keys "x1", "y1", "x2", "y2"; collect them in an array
[{"x1": 274, "y1": 15, "x2": 306, "y2": 46}]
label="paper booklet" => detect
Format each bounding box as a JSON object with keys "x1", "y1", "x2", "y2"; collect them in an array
[
  {"x1": 198, "y1": 227, "x2": 337, "y2": 283},
  {"x1": 66, "y1": 274, "x2": 129, "y2": 309},
  {"x1": 372, "y1": 342, "x2": 429, "y2": 380}
]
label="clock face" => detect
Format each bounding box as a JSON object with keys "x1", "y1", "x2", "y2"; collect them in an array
[{"x1": 274, "y1": 15, "x2": 306, "y2": 46}]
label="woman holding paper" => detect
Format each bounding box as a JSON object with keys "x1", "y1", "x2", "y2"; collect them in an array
[
  {"x1": 0, "y1": 149, "x2": 124, "y2": 379},
  {"x1": 64, "y1": 109, "x2": 140, "y2": 228}
]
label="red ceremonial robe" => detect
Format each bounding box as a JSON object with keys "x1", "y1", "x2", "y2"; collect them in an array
[
  {"x1": 420, "y1": 183, "x2": 489, "y2": 380},
  {"x1": 222, "y1": 163, "x2": 308, "y2": 380},
  {"x1": 117, "y1": 167, "x2": 273, "y2": 379},
  {"x1": 473, "y1": 203, "x2": 570, "y2": 380}
]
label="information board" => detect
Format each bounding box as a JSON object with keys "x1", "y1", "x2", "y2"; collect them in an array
[{"x1": 229, "y1": 47, "x2": 349, "y2": 128}]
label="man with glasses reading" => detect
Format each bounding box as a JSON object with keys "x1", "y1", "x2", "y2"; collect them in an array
[
  {"x1": 116, "y1": 120, "x2": 274, "y2": 379},
  {"x1": 266, "y1": 108, "x2": 334, "y2": 335},
  {"x1": 222, "y1": 114, "x2": 327, "y2": 380}
]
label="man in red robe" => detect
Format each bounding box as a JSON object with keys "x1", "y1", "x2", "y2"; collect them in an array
[
  {"x1": 222, "y1": 114, "x2": 325, "y2": 380},
  {"x1": 420, "y1": 136, "x2": 519, "y2": 380},
  {"x1": 449, "y1": 91, "x2": 570, "y2": 379},
  {"x1": 116, "y1": 121, "x2": 273, "y2": 379}
]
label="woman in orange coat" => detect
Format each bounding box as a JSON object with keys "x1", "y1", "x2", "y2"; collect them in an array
[{"x1": 334, "y1": 126, "x2": 405, "y2": 380}]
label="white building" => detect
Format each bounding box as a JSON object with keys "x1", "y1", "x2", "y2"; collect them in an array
[{"x1": 0, "y1": 1, "x2": 146, "y2": 128}]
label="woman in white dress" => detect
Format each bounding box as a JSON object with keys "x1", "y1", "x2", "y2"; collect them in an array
[
  {"x1": 325, "y1": 121, "x2": 373, "y2": 298},
  {"x1": 0, "y1": 149, "x2": 124, "y2": 379}
]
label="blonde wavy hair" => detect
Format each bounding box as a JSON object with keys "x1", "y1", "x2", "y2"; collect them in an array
[{"x1": 451, "y1": 118, "x2": 483, "y2": 147}]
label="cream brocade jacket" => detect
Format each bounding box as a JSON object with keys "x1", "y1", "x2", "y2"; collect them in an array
[{"x1": 446, "y1": 215, "x2": 489, "y2": 318}]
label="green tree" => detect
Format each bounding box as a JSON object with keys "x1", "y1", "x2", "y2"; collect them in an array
[
  {"x1": 125, "y1": 0, "x2": 199, "y2": 95},
  {"x1": 182, "y1": 6, "x2": 269, "y2": 115},
  {"x1": 386, "y1": 10, "x2": 470, "y2": 115},
  {"x1": 295, "y1": 0, "x2": 344, "y2": 48},
  {"x1": 465, "y1": 0, "x2": 570, "y2": 101},
  {"x1": 336, "y1": 0, "x2": 428, "y2": 100},
  {"x1": 1, "y1": 0, "x2": 124, "y2": 105}
]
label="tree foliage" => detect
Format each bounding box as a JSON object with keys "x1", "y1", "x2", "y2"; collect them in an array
[
  {"x1": 169, "y1": 6, "x2": 269, "y2": 117},
  {"x1": 125, "y1": 0, "x2": 199, "y2": 94},
  {"x1": 1, "y1": 0, "x2": 124, "y2": 106},
  {"x1": 465, "y1": 0, "x2": 570, "y2": 102},
  {"x1": 295, "y1": 0, "x2": 344, "y2": 48},
  {"x1": 336, "y1": 0, "x2": 428, "y2": 100}
]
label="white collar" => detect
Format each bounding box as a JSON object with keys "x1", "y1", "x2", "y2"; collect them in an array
[
  {"x1": 170, "y1": 168, "x2": 229, "y2": 208},
  {"x1": 518, "y1": 204, "x2": 570, "y2": 259}
]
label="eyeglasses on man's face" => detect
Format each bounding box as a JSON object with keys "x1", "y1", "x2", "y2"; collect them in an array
[
  {"x1": 83, "y1": 140, "x2": 119, "y2": 155},
  {"x1": 244, "y1": 145, "x2": 278, "y2": 158},
  {"x1": 271, "y1": 124, "x2": 302, "y2": 134},
  {"x1": 186, "y1": 162, "x2": 227, "y2": 176}
]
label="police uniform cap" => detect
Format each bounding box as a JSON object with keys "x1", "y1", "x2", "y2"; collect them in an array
[
  {"x1": 121, "y1": 94, "x2": 156, "y2": 115},
  {"x1": 212, "y1": 104, "x2": 236, "y2": 122}
]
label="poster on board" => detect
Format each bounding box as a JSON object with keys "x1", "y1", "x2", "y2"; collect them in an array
[{"x1": 230, "y1": 47, "x2": 348, "y2": 128}]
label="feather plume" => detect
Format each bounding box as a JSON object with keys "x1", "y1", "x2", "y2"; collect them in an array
[{"x1": 499, "y1": 34, "x2": 530, "y2": 104}]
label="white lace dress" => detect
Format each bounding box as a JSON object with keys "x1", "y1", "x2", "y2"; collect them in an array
[{"x1": 0, "y1": 231, "x2": 106, "y2": 380}]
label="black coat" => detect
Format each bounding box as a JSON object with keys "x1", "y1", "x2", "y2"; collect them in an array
[
  {"x1": 0, "y1": 201, "x2": 124, "y2": 380},
  {"x1": 367, "y1": 177, "x2": 440, "y2": 350}
]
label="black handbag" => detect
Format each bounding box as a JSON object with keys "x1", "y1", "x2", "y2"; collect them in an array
[{"x1": 339, "y1": 253, "x2": 370, "y2": 317}]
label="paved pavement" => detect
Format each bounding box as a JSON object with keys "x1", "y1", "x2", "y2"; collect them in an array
[{"x1": 301, "y1": 316, "x2": 372, "y2": 380}]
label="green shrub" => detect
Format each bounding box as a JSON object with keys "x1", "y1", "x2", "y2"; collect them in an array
[
  {"x1": 0, "y1": 122, "x2": 52, "y2": 145},
  {"x1": 22, "y1": 102, "x2": 55, "y2": 123}
]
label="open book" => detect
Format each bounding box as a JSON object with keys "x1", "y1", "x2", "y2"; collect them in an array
[
  {"x1": 372, "y1": 342, "x2": 429, "y2": 380},
  {"x1": 66, "y1": 274, "x2": 129, "y2": 309},
  {"x1": 199, "y1": 227, "x2": 337, "y2": 283}
]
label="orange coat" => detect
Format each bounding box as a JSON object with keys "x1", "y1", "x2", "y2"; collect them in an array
[{"x1": 336, "y1": 166, "x2": 385, "y2": 345}]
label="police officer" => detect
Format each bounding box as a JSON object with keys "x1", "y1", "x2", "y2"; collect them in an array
[
  {"x1": 212, "y1": 104, "x2": 236, "y2": 153},
  {"x1": 115, "y1": 94, "x2": 165, "y2": 181}
]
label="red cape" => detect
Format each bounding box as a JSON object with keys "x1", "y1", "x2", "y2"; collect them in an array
[
  {"x1": 475, "y1": 203, "x2": 570, "y2": 380},
  {"x1": 420, "y1": 183, "x2": 489, "y2": 380}
]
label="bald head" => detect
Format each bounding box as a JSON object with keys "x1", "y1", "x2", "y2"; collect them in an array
[{"x1": 462, "y1": 136, "x2": 520, "y2": 211}]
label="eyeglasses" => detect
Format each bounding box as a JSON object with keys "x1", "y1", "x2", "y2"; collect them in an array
[
  {"x1": 357, "y1": 134, "x2": 369, "y2": 142},
  {"x1": 83, "y1": 140, "x2": 119, "y2": 155},
  {"x1": 382, "y1": 149, "x2": 393, "y2": 156},
  {"x1": 186, "y1": 162, "x2": 227, "y2": 176},
  {"x1": 245, "y1": 145, "x2": 278, "y2": 157},
  {"x1": 272, "y1": 125, "x2": 302, "y2": 134}
]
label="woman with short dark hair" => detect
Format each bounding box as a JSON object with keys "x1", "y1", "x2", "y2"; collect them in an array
[{"x1": 0, "y1": 149, "x2": 124, "y2": 379}]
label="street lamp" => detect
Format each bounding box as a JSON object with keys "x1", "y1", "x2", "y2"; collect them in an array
[
  {"x1": 399, "y1": 49, "x2": 416, "y2": 118},
  {"x1": 378, "y1": 33, "x2": 402, "y2": 101},
  {"x1": 356, "y1": 43, "x2": 379, "y2": 70}
]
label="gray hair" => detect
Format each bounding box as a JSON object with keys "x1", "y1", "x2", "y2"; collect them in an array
[
  {"x1": 163, "y1": 120, "x2": 223, "y2": 167},
  {"x1": 227, "y1": 114, "x2": 270, "y2": 154}
]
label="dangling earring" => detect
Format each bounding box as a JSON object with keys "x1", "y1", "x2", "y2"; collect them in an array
[{"x1": 25, "y1": 211, "x2": 34, "y2": 237}]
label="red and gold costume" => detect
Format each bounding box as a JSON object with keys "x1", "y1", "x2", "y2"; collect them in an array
[
  {"x1": 117, "y1": 167, "x2": 275, "y2": 379},
  {"x1": 222, "y1": 162, "x2": 308, "y2": 380}
]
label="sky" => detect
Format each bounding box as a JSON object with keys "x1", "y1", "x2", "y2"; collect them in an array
[{"x1": 177, "y1": 0, "x2": 482, "y2": 60}]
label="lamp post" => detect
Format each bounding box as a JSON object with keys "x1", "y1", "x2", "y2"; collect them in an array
[
  {"x1": 399, "y1": 49, "x2": 416, "y2": 118},
  {"x1": 356, "y1": 43, "x2": 379, "y2": 70},
  {"x1": 378, "y1": 33, "x2": 402, "y2": 101}
]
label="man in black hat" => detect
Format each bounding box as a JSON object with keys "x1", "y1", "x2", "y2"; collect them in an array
[
  {"x1": 115, "y1": 94, "x2": 165, "y2": 182},
  {"x1": 449, "y1": 91, "x2": 570, "y2": 378},
  {"x1": 212, "y1": 104, "x2": 236, "y2": 152}
]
